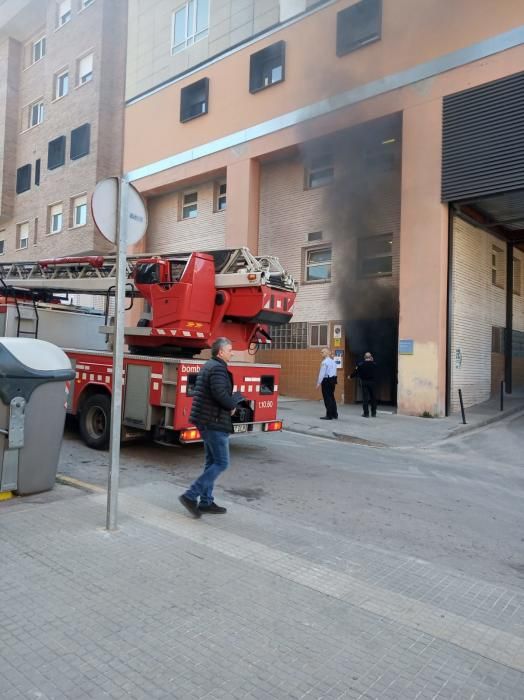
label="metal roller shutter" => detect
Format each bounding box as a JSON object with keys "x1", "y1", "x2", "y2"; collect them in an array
[{"x1": 442, "y1": 71, "x2": 524, "y2": 202}]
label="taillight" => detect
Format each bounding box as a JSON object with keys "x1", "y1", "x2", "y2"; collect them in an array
[
  {"x1": 180, "y1": 428, "x2": 201, "y2": 442},
  {"x1": 263, "y1": 420, "x2": 282, "y2": 432}
]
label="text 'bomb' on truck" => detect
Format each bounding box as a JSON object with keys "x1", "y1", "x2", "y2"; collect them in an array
[{"x1": 0, "y1": 248, "x2": 298, "y2": 449}]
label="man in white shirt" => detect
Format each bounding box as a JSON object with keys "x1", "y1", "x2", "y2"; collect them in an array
[{"x1": 316, "y1": 347, "x2": 338, "y2": 420}]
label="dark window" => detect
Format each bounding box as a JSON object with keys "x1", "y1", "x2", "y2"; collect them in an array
[
  {"x1": 70, "y1": 123, "x2": 90, "y2": 160},
  {"x1": 305, "y1": 155, "x2": 334, "y2": 189},
  {"x1": 180, "y1": 78, "x2": 209, "y2": 122},
  {"x1": 186, "y1": 374, "x2": 198, "y2": 397},
  {"x1": 260, "y1": 375, "x2": 275, "y2": 395},
  {"x1": 48, "y1": 136, "x2": 66, "y2": 170},
  {"x1": 249, "y1": 41, "x2": 285, "y2": 93},
  {"x1": 492, "y1": 327, "x2": 505, "y2": 353},
  {"x1": 358, "y1": 235, "x2": 392, "y2": 277},
  {"x1": 308, "y1": 231, "x2": 323, "y2": 242},
  {"x1": 35, "y1": 159, "x2": 41, "y2": 186},
  {"x1": 491, "y1": 245, "x2": 504, "y2": 288},
  {"x1": 16, "y1": 164, "x2": 31, "y2": 194},
  {"x1": 336, "y1": 0, "x2": 382, "y2": 57}
]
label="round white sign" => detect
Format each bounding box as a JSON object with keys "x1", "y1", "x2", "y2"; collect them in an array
[{"x1": 91, "y1": 177, "x2": 148, "y2": 246}]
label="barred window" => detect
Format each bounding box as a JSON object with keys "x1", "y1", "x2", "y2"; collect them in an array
[{"x1": 263, "y1": 322, "x2": 308, "y2": 350}]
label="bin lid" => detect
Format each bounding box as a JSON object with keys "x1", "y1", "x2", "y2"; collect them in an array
[{"x1": 0, "y1": 338, "x2": 72, "y2": 372}]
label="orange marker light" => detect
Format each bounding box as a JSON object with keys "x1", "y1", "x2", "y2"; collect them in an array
[
  {"x1": 180, "y1": 428, "x2": 201, "y2": 442},
  {"x1": 263, "y1": 420, "x2": 282, "y2": 432}
]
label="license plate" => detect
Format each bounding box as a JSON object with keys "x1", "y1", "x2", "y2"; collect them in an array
[{"x1": 233, "y1": 424, "x2": 248, "y2": 433}]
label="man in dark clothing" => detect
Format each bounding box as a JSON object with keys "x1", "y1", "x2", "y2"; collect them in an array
[
  {"x1": 350, "y1": 352, "x2": 378, "y2": 418},
  {"x1": 179, "y1": 337, "x2": 244, "y2": 518}
]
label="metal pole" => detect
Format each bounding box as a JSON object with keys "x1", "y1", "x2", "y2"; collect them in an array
[
  {"x1": 500, "y1": 380, "x2": 504, "y2": 412},
  {"x1": 106, "y1": 178, "x2": 129, "y2": 531},
  {"x1": 458, "y1": 388, "x2": 466, "y2": 425},
  {"x1": 505, "y1": 243, "x2": 514, "y2": 394}
]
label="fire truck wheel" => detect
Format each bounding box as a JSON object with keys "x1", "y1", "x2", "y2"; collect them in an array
[{"x1": 79, "y1": 394, "x2": 111, "y2": 450}]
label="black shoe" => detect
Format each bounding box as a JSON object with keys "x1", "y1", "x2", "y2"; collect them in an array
[
  {"x1": 199, "y1": 502, "x2": 227, "y2": 514},
  {"x1": 320, "y1": 416, "x2": 332, "y2": 420},
  {"x1": 362, "y1": 413, "x2": 369, "y2": 418},
  {"x1": 333, "y1": 415, "x2": 338, "y2": 419},
  {"x1": 371, "y1": 413, "x2": 377, "y2": 418},
  {"x1": 179, "y1": 494, "x2": 201, "y2": 518}
]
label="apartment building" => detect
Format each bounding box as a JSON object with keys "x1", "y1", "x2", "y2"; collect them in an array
[
  {"x1": 123, "y1": 0, "x2": 524, "y2": 416},
  {"x1": 0, "y1": 0, "x2": 127, "y2": 261}
]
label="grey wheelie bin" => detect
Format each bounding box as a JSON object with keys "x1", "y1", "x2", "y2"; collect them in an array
[{"x1": 0, "y1": 338, "x2": 75, "y2": 496}]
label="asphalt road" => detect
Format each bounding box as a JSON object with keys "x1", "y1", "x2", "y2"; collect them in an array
[{"x1": 58, "y1": 412, "x2": 524, "y2": 590}]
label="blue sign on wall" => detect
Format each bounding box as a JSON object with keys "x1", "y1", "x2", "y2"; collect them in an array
[{"x1": 399, "y1": 339, "x2": 414, "y2": 355}]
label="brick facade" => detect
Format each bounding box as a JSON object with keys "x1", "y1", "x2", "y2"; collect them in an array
[
  {"x1": 0, "y1": 0, "x2": 127, "y2": 261},
  {"x1": 147, "y1": 180, "x2": 227, "y2": 253}
]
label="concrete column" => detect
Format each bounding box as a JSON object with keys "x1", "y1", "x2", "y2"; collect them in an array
[
  {"x1": 397, "y1": 99, "x2": 449, "y2": 416},
  {"x1": 225, "y1": 158, "x2": 260, "y2": 253}
]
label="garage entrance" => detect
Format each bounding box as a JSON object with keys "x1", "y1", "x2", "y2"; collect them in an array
[{"x1": 442, "y1": 71, "x2": 524, "y2": 413}]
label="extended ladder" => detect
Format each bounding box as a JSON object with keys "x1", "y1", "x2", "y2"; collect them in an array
[{"x1": 0, "y1": 249, "x2": 297, "y2": 295}]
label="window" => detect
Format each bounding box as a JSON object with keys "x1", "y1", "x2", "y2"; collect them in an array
[
  {"x1": 48, "y1": 135, "x2": 66, "y2": 170},
  {"x1": 215, "y1": 182, "x2": 227, "y2": 211},
  {"x1": 513, "y1": 257, "x2": 522, "y2": 296},
  {"x1": 305, "y1": 154, "x2": 334, "y2": 189},
  {"x1": 492, "y1": 326, "x2": 505, "y2": 353},
  {"x1": 304, "y1": 246, "x2": 332, "y2": 283},
  {"x1": 55, "y1": 70, "x2": 69, "y2": 99},
  {"x1": 16, "y1": 164, "x2": 32, "y2": 194},
  {"x1": 70, "y1": 123, "x2": 90, "y2": 160},
  {"x1": 180, "y1": 78, "x2": 209, "y2": 122},
  {"x1": 492, "y1": 245, "x2": 504, "y2": 288},
  {"x1": 308, "y1": 231, "x2": 323, "y2": 242},
  {"x1": 27, "y1": 99, "x2": 44, "y2": 129},
  {"x1": 82, "y1": 0, "x2": 95, "y2": 7},
  {"x1": 310, "y1": 323, "x2": 329, "y2": 347},
  {"x1": 17, "y1": 222, "x2": 29, "y2": 250},
  {"x1": 34, "y1": 217, "x2": 39, "y2": 246},
  {"x1": 172, "y1": 0, "x2": 209, "y2": 54},
  {"x1": 249, "y1": 41, "x2": 285, "y2": 93},
  {"x1": 49, "y1": 203, "x2": 63, "y2": 234},
  {"x1": 31, "y1": 36, "x2": 46, "y2": 64},
  {"x1": 181, "y1": 192, "x2": 198, "y2": 219},
  {"x1": 77, "y1": 53, "x2": 93, "y2": 85},
  {"x1": 72, "y1": 195, "x2": 87, "y2": 227},
  {"x1": 35, "y1": 159, "x2": 41, "y2": 186},
  {"x1": 336, "y1": 0, "x2": 382, "y2": 56},
  {"x1": 0, "y1": 238, "x2": 5, "y2": 255},
  {"x1": 358, "y1": 235, "x2": 392, "y2": 277},
  {"x1": 265, "y1": 322, "x2": 308, "y2": 350},
  {"x1": 57, "y1": 0, "x2": 72, "y2": 27}
]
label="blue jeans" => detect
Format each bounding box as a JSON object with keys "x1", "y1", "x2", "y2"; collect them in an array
[{"x1": 184, "y1": 428, "x2": 230, "y2": 506}]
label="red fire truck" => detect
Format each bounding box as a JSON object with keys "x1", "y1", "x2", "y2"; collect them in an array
[{"x1": 0, "y1": 248, "x2": 297, "y2": 449}]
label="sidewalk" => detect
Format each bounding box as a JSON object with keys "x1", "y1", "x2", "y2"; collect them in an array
[
  {"x1": 278, "y1": 393, "x2": 524, "y2": 448},
  {"x1": 1, "y1": 481, "x2": 523, "y2": 699}
]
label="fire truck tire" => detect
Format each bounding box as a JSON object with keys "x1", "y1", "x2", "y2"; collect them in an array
[{"x1": 79, "y1": 394, "x2": 111, "y2": 450}]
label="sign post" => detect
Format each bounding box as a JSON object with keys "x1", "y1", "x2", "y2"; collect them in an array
[{"x1": 91, "y1": 177, "x2": 147, "y2": 531}]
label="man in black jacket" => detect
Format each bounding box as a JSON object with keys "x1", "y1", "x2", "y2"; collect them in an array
[
  {"x1": 179, "y1": 337, "x2": 244, "y2": 518},
  {"x1": 350, "y1": 352, "x2": 378, "y2": 418}
]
